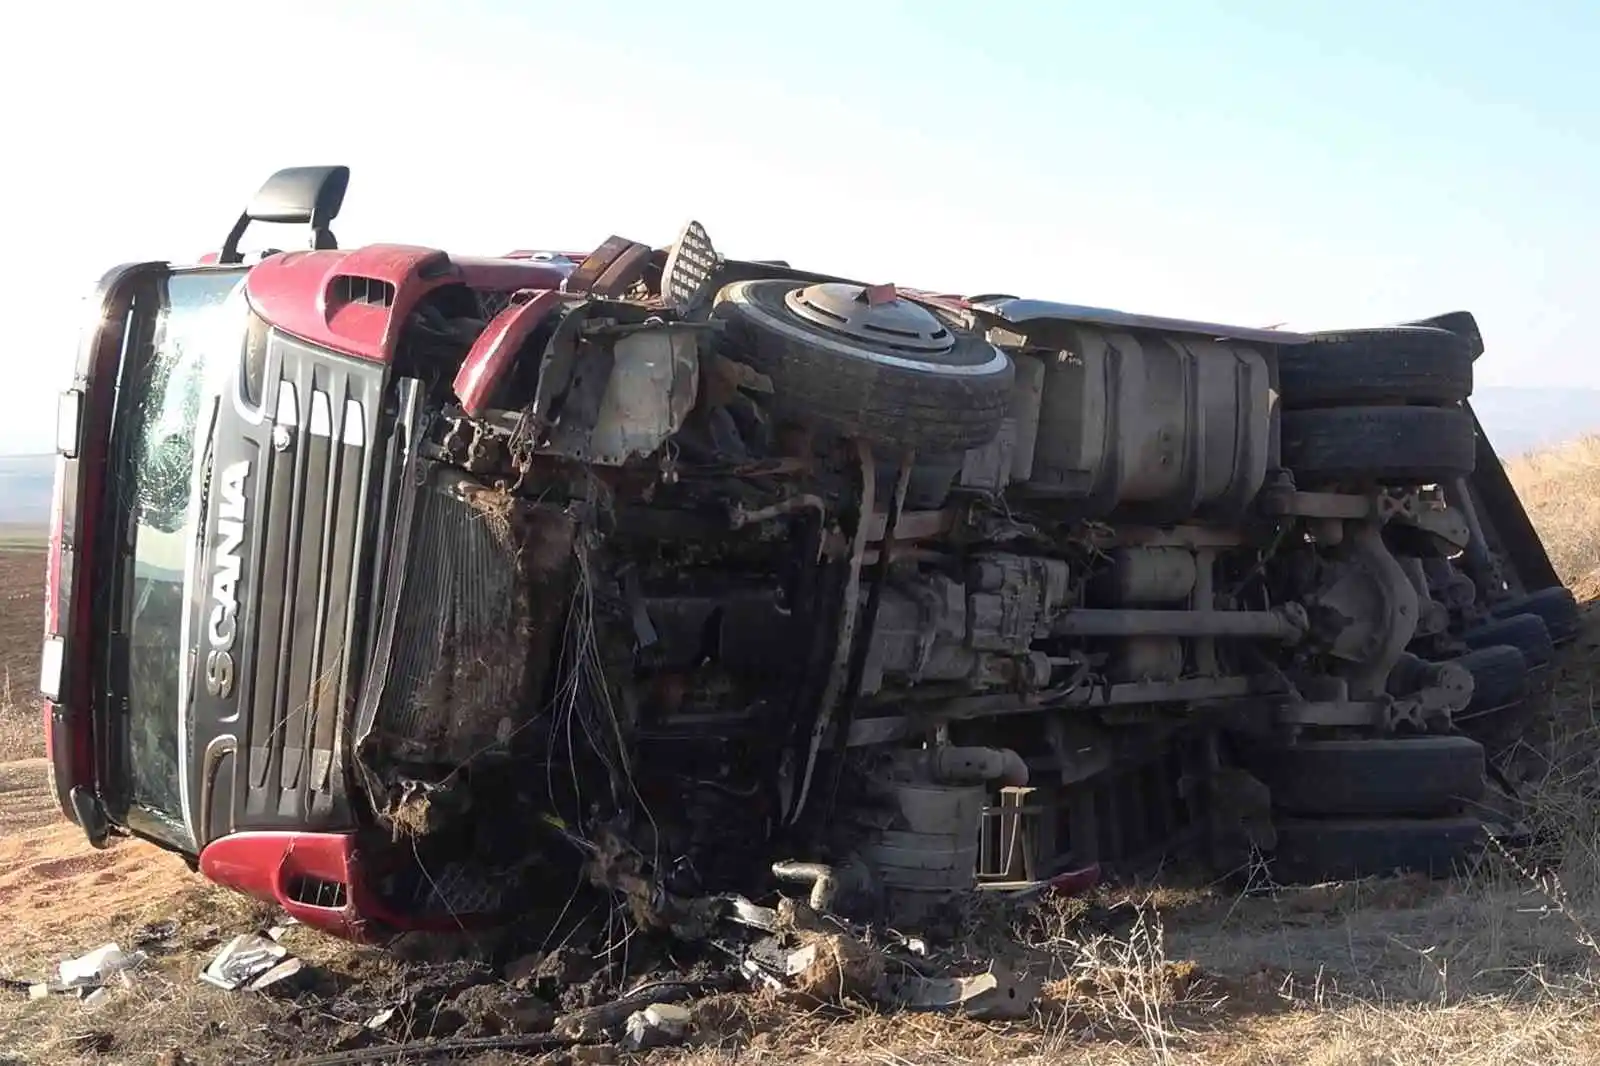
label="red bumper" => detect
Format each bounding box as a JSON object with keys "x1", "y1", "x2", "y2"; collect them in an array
[{"x1": 198, "y1": 831, "x2": 471, "y2": 941}]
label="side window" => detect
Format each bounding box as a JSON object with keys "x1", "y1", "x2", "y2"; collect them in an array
[{"x1": 119, "y1": 271, "x2": 245, "y2": 842}]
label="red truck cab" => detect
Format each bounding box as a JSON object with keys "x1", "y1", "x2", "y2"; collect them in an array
[{"x1": 44, "y1": 167, "x2": 582, "y2": 939}]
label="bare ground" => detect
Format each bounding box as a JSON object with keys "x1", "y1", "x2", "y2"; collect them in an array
[{"x1": 6, "y1": 437, "x2": 1600, "y2": 1064}]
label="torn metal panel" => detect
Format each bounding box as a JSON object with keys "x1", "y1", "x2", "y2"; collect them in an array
[
  {"x1": 584, "y1": 328, "x2": 700, "y2": 464},
  {"x1": 453, "y1": 289, "x2": 566, "y2": 417},
  {"x1": 534, "y1": 320, "x2": 704, "y2": 465},
  {"x1": 878, "y1": 961, "x2": 1041, "y2": 1019}
]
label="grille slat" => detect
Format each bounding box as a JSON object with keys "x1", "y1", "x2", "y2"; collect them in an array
[{"x1": 231, "y1": 341, "x2": 376, "y2": 830}]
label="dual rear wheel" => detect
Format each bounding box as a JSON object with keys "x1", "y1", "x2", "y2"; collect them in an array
[{"x1": 1278, "y1": 326, "x2": 1478, "y2": 486}]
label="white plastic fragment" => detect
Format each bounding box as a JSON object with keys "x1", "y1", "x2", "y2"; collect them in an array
[
  {"x1": 623, "y1": 1002, "x2": 692, "y2": 1050},
  {"x1": 59, "y1": 943, "x2": 145, "y2": 987},
  {"x1": 877, "y1": 961, "x2": 1041, "y2": 1020},
  {"x1": 199, "y1": 934, "x2": 290, "y2": 991},
  {"x1": 247, "y1": 957, "x2": 305, "y2": 991},
  {"x1": 267, "y1": 916, "x2": 301, "y2": 942}
]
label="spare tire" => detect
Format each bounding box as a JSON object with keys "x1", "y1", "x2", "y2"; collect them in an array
[
  {"x1": 714, "y1": 280, "x2": 1014, "y2": 453},
  {"x1": 1278, "y1": 327, "x2": 1473, "y2": 408},
  {"x1": 1281, "y1": 406, "x2": 1476, "y2": 485},
  {"x1": 1249, "y1": 735, "x2": 1486, "y2": 817}
]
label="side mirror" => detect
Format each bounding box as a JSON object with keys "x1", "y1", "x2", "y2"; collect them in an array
[{"x1": 219, "y1": 166, "x2": 350, "y2": 265}]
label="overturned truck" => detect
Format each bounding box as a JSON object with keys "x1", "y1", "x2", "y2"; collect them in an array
[{"x1": 44, "y1": 166, "x2": 1575, "y2": 941}]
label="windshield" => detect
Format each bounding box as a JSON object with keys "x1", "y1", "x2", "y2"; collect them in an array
[{"x1": 114, "y1": 270, "x2": 246, "y2": 847}]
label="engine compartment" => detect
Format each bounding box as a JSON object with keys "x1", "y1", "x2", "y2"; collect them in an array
[{"x1": 329, "y1": 224, "x2": 1549, "y2": 931}]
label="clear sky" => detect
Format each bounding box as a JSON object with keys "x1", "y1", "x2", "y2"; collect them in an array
[{"x1": 2, "y1": 0, "x2": 1596, "y2": 453}]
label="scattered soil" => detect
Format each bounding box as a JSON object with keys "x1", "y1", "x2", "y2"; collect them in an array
[{"x1": 0, "y1": 759, "x2": 201, "y2": 971}]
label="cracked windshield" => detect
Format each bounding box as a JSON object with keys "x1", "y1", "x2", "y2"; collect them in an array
[
  {"x1": 123, "y1": 272, "x2": 244, "y2": 841},
  {"x1": 4, "y1": 4, "x2": 1600, "y2": 1065}
]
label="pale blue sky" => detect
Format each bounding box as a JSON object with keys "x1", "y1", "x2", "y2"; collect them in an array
[{"x1": 3, "y1": 0, "x2": 1595, "y2": 453}]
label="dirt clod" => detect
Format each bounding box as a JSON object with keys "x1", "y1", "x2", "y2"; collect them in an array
[
  {"x1": 452, "y1": 983, "x2": 557, "y2": 1034},
  {"x1": 785, "y1": 931, "x2": 885, "y2": 1002}
]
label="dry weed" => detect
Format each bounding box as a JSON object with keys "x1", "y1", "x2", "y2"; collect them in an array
[
  {"x1": 0, "y1": 665, "x2": 44, "y2": 762},
  {"x1": 1507, "y1": 433, "x2": 1600, "y2": 590}
]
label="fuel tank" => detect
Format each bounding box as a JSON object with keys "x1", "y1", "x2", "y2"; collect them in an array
[{"x1": 1013, "y1": 326, "x2": 1274, "y2": 521}]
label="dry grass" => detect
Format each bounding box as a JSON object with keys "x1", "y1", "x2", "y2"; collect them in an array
[
  {"x1": 0, "y1": 666, "x2": 42, "y2": 762},
  {"x1": 1505, "y1": 433, "x2": 1600, "y2": 593}
]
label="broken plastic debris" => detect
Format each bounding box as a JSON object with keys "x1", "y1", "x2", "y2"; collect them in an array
[
  {"x1": 738, "y1": 957, "x2": 785, "y2": 991},
  {"x1": 365, "y1": 1006, "x2": 397, "y2": 1030},
  {"x1": 132, "y1": 919, "x2": 180, "y2": 947},
  {"x1": 199, "y1": 934, "x2": 290, "y2": 991},
  {"x1": 623, "y1": 1002, "x2": 692, "y2": 1050},
  {"x1": 878, "y1": 961, "x2": 1041, "y2": 1020},
  {"x1": 723, "y1": 895, "x2": 780, "y2": 932},
  {"x1": 893, "y1": 934, "x2": 930, "y2": 957},
  {"x1": 81, "y1": 987, "x2": 112, "y2": 1010},
  {"x1": 59, "y1": 943, "x2": 146, "y2": 987},
  {"x1": 247, "y1": 956, "x2": 305, "y2": 991}
]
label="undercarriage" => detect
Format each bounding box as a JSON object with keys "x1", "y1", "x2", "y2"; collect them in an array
[{"x1": 342, "y1": 225, "x2": 1573, "y2": 930}]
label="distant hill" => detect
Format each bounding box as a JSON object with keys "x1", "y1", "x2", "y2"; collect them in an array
[
  {"x1": 1471, "y1": 386, "x2": 1600, "y2": 459},
  {"x1": 0, "y1": 386, "x2": 1590, "y2": 530}
]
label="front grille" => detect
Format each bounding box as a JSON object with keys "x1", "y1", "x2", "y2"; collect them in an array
[
  {"x1": 285, "y1": 874, "x2": 349, "y2": 909},
  {"x1": 368, "y1": 477, "x2": 532, "y2": 767},
  {"x1": 211, "y1": 329, "x2": 383, "y2": 834}
]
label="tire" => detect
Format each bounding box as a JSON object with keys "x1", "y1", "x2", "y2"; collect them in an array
[
  {"x1": 714, "y1": 279, "x2": 1015, "y2": 452},
  {"x1": 1249, "y1": 736, "x2": 1486, "y2": 817},
  {"x1": 1449, "y1": 644, "x2": 1529, "y2": 720},
  {"x1": 1463, "y1": 613, "x2": 1553, "y2": 668},
  {"x1": 1280, "y1": 406, "x2": 1476, "y2": 485},
  {"x1": 1272, "y1": 816, "x2": 1486, "y2": 882},
  {"x1": 1447, "y1": 645, "x2": 1534, "y2": 754},
  {"x1": 1400, "y1": 311, "x2": 1484, "y2": 358},
  {"x1": 1278, "y1": 327, "x2": 1473, "y2": 408},
  {"x1": 1490, "y1": 587, "x2": 1580, "y2": 644}
]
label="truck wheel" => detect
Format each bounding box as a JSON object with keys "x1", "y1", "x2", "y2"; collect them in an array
[
  {"x1": 1450, "y1": 644, "x2": 1529, "y2": 720},
  {"x1": 1272, "y1": 816, "x2": 1486, "y2": 882},
  {"x1": 1489, "y1": 587, "x2": 1580, "y2": 644},
  {"x1": 1447, "y1": 644, "x2": 1532, "y2": 753},
  {"x1": 1462, "y1": 612, "x2": 1554, "y2": 668},
  {"x1": 1278, "y1": 327, "x2": 1473, "y2": 408},
  {"x1": 714, "y1": 279, "x2": 1015, "y2": 453},
  {"x1": 1280, "y1": 406, "x2": 1476, "y2": 485},
  {"x1": 1250, "y1": 736, "x2": 1486, "y2": 817}
]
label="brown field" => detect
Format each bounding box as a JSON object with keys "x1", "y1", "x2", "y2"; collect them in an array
[{"x1": 6, "y1": 437, "x2": 1600, "y2": 1064}]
